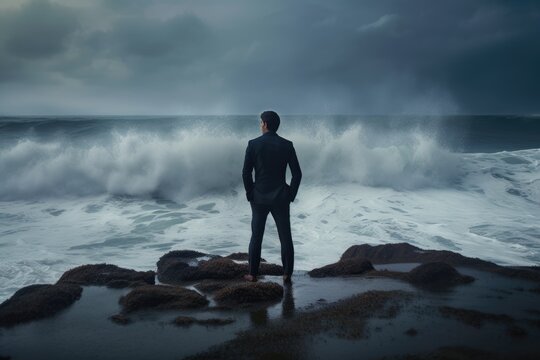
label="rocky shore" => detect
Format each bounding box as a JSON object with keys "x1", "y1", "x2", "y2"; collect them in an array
[{"x1": 1, "y1": 242, "x2": 540, "y2": 359}]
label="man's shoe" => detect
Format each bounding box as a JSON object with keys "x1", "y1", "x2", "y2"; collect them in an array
[
  {"x1": 243, "y1": 274, "x2": 257, "y2": 282},
  {"x1": 283, "y1": 275, "x2": 292, "y2": 284}
]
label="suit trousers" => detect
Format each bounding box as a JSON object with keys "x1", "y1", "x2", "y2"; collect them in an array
[{"x1": 248, "y1": 201, "x2": 294, "y2": 277}]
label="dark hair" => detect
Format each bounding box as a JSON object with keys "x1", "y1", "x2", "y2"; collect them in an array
[{"x1": 260, "y1": 110, "x2": 280, "y2": 132}]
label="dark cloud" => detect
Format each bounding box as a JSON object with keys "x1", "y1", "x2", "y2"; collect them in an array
[
  {"x1": 104, "y1": 14, "x2": 213, "y2": 59},
  {"x1": 2, "y1": 0, "x2": 78, "y2": 59},
  {"x1": 0, "y1": 0, "x2": 538, "y2": 114}
]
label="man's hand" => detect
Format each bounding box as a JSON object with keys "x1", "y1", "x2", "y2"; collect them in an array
[
  {"x1": 246, "y1": 189, "x2": 254, "y2": 202},
  {"x1": 287, "y1": 143, "x2": 302, "y2": 202},
  {"x1": 242, "y1": 141, "x2": 255, "y2": 201}
]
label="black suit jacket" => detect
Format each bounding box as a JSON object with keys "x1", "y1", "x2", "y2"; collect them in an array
[{"x1": 242, "y1": 131, "x2": 302, "y2": 205}]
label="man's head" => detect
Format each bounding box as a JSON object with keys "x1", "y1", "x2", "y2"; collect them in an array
[{"x1": 260, "y1": 110, "x2": 280, "y2": 133}]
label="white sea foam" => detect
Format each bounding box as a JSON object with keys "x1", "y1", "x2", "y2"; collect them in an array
[
  {"x1": 0, "y1": 124, "x2": 461, "y2": 200},
  {"x1": 1, "y1": 148, "x2": 539, "y2": 302},
  {"x1": 0, "y1": 123, "x2": 539, "y2": 302}
]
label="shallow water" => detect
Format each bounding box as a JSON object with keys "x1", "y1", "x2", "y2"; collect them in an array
[
  {"x1": 1, "y1": 268, "x2": 539, "y2": 360},
  {"x1": 309, "y1": 267, "x2": 540, "y2": 359}
]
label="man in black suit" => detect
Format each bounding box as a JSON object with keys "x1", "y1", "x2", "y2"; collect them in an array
[{"x1": 242, "y1": 110, "x2": 302, "y2": 283}]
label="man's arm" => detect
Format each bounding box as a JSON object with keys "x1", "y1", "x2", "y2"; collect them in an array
[
  {"x1": 288, "y1": 143, "x2": 302, "y2": 202},
  {"x1": 242, "y1": 141, "x2": 255, "y2": 201}
]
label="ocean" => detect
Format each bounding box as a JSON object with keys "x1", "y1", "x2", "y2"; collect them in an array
[{"x1": 0, "y1": 115, "x2": 539, "y2": 301}]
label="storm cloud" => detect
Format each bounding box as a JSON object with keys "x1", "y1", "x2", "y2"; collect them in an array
[{"x1": 0, "y1": 0, "x2": 539, "y2": 114}]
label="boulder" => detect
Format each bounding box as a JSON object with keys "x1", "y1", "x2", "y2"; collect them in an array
[
  {"x1": 157, "y1": 250, "x2": 217, "y2": 283},
  {"x1": 157, "y1": 250, "x2": 211, "y2": 272},
  {"x1": 259, "y1": 262, "x2": 284, "y2": 275},
  {"x1": 225, "y1": 252, "x2": 266, "y2": 262},
  {"x1": 172, "y1": 316, "x2": 235, "y2": 327},
  {"x1": 406, "y1": 262, "x2": 474, "y2": 286},
  {"x1": 172, "y1": 315, "x2": 196, "y2": 326},
  {"x1": 0, "y1": 284, "x2": 82, "y2": 327},
  {"x1": 196, "y1": 318, "x2": 235, "y2": 326},
  {"x1": 195, "y1": 279, "x2": 242, "y2": 293},
  {"x1": 404, "y1": 328, "x2": 418, "y2": 336},
  {"x1": 159, "y1": 258, "x2": 245, "y2": 282},
  {"x1": 213, "y1": 281, "x2": 283, "y2": 305},
  {"x1": 157, "y1": 250, "x2": 283, "y2": 283},
  {"x1": 161, "y1": 250, "x2": 208, "y2": 259},
  {"x1": 308, "y1": 258, "x2": 374, "y2": 277},
  {"x1": 119, "y1": 285, "x2": 208, "y2": 313},
  {"x1": 105, "y1": 279, "x2": 149, "y2": 289},
  {"x1": 57, "y1": 264, "x2": 155, "y2": 288},
  {"x1": 340, "y1": 242, "x2": 540, "y2": 283},
  {"x1": 195, "y1": 258, "x2": 249, "y2": 280},
  {"x1": 340, "y1": 243, "x2": 490, "y2": 267}
]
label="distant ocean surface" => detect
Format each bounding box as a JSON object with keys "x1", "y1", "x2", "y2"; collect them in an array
[{"x1": 0, "y1": 115, "x2": 539, "y2": 301}]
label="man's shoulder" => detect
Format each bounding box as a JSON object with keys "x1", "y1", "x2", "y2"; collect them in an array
[
  {"x1": 262, "y1": 133, "x2": 292, "y2": 144},
  {"x1": 276, "y1": 134, "x2": 292, "y2": 144},
  {"x1": 249, "y1": 133, "x2": 293, "y2": 146},
  {"x1": 247, "y1": 137, "x2": 260, "y2": 147},
  {"x1": 247, "y1": 135, "x2": 263, "y2": 143}
]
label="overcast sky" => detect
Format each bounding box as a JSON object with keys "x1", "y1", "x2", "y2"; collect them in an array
[{"x1": 0, "y1": 0, "x2": 539, "y2": 115}]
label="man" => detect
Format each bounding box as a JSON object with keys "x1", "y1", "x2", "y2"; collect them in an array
[{"x1": 242, "y1": 110, "x2": 302, "y2": 284}]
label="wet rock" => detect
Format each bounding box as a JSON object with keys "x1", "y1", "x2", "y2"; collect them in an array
[
  {"x1": 156, "y1": 250, "x2": 212, "y2": 281},
  {"x1": 258, "y1": 262, "x2": 284, "y2": 275},
  {"x1": 341, "y1": 243, "x2": 490, "y2": 267},
  {"x1": 106, "y1": 280, "x2": 149, "y2": 289},
  {"x1": 194, "y1": 279, "x2": 241, "y2": 293},
  {"x1": 406, "y1": 262, "x2": 474, "y2": 286},
  {"x1": 341, "y1": 242, "x2": 540, "y2": 282},
  {"x1": 172, "y1": 316, "x2": 235, "y2": 327},
  {"x1": 57, "y1": 264, "x2": 155, "y2": 288},
  {"x1": 163, "y1": 250, "x2": 208, "y2": 259},
  {"x1": 213, "y1": 282, "x2": 284, "y2": 305},
  {"x1": 157, "y1": 251, "x2": 283, "y2": 283},
  {"x1": 109, "y1": 314, "x2": 131, "y2": 325},
  {"x1": 172, "y1": 316, "x2": 196, "y2": 326},
  {"x1": 0, "y1": 284, "x2": 82, "y2": 327},
  {"x1": 225, "y1": 252, "x2": 266, "y2": 262},
  {"x1": 195, "y1": 258, "x2": 250, "y2": 280},
  {"x1": 197, "y1": 318, "x2": 235, "y2": 326},
  {"x1": 157, "y1": 261, "x2": 193, "y2": 283},
  {"x1": 308, "y1": 258, "x2": 374, "y2": 277},
  {"x1": 310, "y1": 257, "x2": 473, "y2": 288},
  {"x1": 404, "y1": 328, "x2": 418, "y2": 336},
  {"x1": 119, "y1": 285, "x2": 208, "y2": 313}
]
